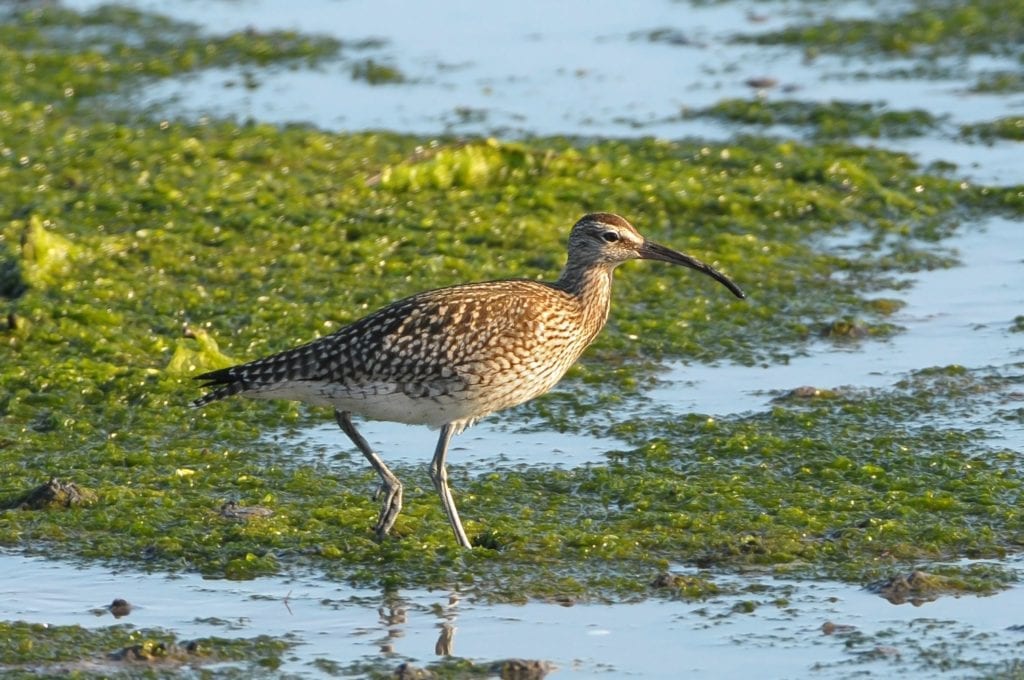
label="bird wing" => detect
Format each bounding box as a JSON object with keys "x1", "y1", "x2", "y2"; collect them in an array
[{"x1": 193, "y1": 280, "x2": 569, "y2": 406}]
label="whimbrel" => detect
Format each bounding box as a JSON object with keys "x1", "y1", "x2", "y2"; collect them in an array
[{"x1": 193, "y1": 213, "x2": 745, "y2": 547}]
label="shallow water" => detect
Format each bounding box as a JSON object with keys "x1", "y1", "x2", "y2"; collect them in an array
[
  {"x1": 3, "y1": 549, "x2": 1022, "y2": 677},
  {"x1": 653, "y1": 214, "x2": 1024, "y2": 421},
  {"x1": 18, "y1": 0, "x2": 1024, "y2": 677},
  {"x1": 272, "y1": 416, "x2": 621, "y2": 469},
  {"x1": 64, "y1": 0, "x2": 1024, "y2": 143}
]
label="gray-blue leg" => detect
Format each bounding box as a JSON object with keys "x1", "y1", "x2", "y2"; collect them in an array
[
  {"x1": 429, "y1": 424, "x2": 471, "y2": 548},
  {"x1": 335, "y1": 410, "x2": 403, "y2": 539}
]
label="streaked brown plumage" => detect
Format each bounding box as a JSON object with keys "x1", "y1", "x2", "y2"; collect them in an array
[{"x1": 194, "y1": 212, "x2": 745, "y2": 547}]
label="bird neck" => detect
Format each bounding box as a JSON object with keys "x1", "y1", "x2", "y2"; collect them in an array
[{"x1": 553, "y1": 262, "x2": 615, "y2": 337}]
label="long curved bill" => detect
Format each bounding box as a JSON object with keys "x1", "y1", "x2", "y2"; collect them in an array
[{"x1": 639, "y1": 240, "x2": 746, "y2": 299}]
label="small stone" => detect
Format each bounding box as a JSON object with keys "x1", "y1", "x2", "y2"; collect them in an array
[
  {"x1": 745, "y1": 77, "x2": 778, "y2": 89},
  {"x1": 821, "y1": 621, "x2": 857, "y2": 635},
  {"x1": 219, "y1": 500, "x2": 274, "y2": 520},
  {"x1": 394, "y1": 662, "x2": 434, "y2": 679},
  {"x1": 487, "y1": 659, "x2": 554, "y2": 680},
  {"x1": 8, "y1": 478, "x2": 97, "y2": 510},
  {"x1": 109, "y1": 598, "x2": 132, "y2": 618}
]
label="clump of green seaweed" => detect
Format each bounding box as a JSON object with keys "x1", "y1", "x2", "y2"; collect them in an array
[
  {"x1": 683, "y1": 99, "x2": 942, "y2": 139},
  {"x1": 745, "y1": 0, "x2": 1024, "y2": 58},
  {"x1": 0, "y1": 620, "x2": 290, "y2": 676}
]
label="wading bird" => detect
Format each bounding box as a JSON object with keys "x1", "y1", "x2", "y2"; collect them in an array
[{"x1": 193, "y1": 212, "x2": 745, "y2": 547}]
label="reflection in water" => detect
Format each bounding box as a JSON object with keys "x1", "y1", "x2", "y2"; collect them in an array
[
  {"x1": 377, "y1": 591, "x2": 407, "y2": 655},
  {"x1": 435, "y1": 622, "x2": 456, "y2": 656},
  {"x1": 373, "y1": 589, "x2": 461, "y2": 657},
  {"x1": 434, "y1": 591, "x2": 460, "y2": 656}
]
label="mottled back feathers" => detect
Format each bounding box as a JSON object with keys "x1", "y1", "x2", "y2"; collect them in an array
[
  {"x1": 193, "y1": 212, "x2": 743, "y2": 428},
  {"x1": 193, "y1": 278, "x2": 601, "y2": 415}
]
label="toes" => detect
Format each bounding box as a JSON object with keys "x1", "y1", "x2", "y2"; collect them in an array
[{"x1": 371, "y1": 482, "x2": 403, "y2": 536}]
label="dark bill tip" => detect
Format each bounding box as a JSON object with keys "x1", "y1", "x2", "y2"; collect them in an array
[{"x1": 640, "y1": 240, "x2": 746, "y2": 300}]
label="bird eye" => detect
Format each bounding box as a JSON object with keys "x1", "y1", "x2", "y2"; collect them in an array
[{"x1": 600, "y1": 231, "x2": 620, "y2": 243}]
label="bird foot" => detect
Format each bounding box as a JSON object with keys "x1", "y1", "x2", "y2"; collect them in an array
[{"x1": 372, "y1": 480, "x2": 403, "y2": 537}]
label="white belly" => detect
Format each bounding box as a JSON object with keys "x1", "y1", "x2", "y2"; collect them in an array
[{"x1": 243, "y1": 380, "x2": 486, "y2": 431}]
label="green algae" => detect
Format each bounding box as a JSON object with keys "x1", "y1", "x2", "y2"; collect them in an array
[
  {"x1": 684, "y1": 98, "x2": 1024, "y2": 154},
  {"x1": 651, "y1": 571, "x2": 722, "y2": 599},
  {"x1": 741, "y1": 0, "x2": 1024, "y2": 96},
  {"x1": 683, "y1": 99, "x2": 942, "y2": 139},
  {"x1": 0, "y1": 4, "x2": 342, "y2": 106},
  {"x1": 0, "y1": 620, "x2": 290, "y2": 677},
  {"x1": 18, "y1": 216, "x2": 78, "y2": 289},
  {"x1": 961, "y1": 117, "x2": 1024, "y2": 142},
  {"x1": 815, "y1": 614, "x2": 1024, "y2": 677},
  {"x1": 5, "y1": 477, "x2": 97, "y2": 510},
  {"x1": 632, "y1": 28, "x2": 699, "y2": 47},
  {"x1": 745, "y1": 0, "x2": 1024, "y2": 59},
  {"x1": 868, "y1": 566, "x2": 1016, "y2": 604},
  {"x1": 166, "y1": 327, "x2": 237, "y2": 376},
  {"x1": 351, "y1": 58, "x2": 407, "y2": 84},
  {"x1": 348, "y1": 658, "x2": 554, "y2": 680},
  {"x1": 971, "y1": 71, "x2": 1024, "y2": 94},
  {"x1": 1, "y1": 1, "x2": 1023, "y2": 606}
]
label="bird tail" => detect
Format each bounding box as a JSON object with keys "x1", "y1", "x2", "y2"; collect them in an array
[{"x1": 191, "y1": 367, "x2": 247, "y2": 408}]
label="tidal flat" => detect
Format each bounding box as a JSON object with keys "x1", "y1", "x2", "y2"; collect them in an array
[{"x1": 1, "y1": 0, "x2": 1023, "y2": 676}]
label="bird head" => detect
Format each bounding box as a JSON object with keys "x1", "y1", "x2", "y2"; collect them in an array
[{"x1": 567, "y1": 212, "x2": 746, "y2": 299}]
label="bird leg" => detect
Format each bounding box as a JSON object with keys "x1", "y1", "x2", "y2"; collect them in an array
[
  {"x1": 335, "y1": 410, "x2": 403, "y2": 539},
  {"x1": 429, "y1": 424, "x2": 472, "y2": 548}
]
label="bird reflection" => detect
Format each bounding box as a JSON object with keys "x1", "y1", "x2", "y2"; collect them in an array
[
  {"x1": 435, "y1": 622, "x2": 456, "y2": 656},
  {"x1": 371, "y1": 589, "x2": 463, "y2": 657},
  {"x1": 377, "y1": 591, "x2": 407, "y2": 654},
  {"x1": 434, "y1": 591, "x2": 460, "y2": 656}
]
